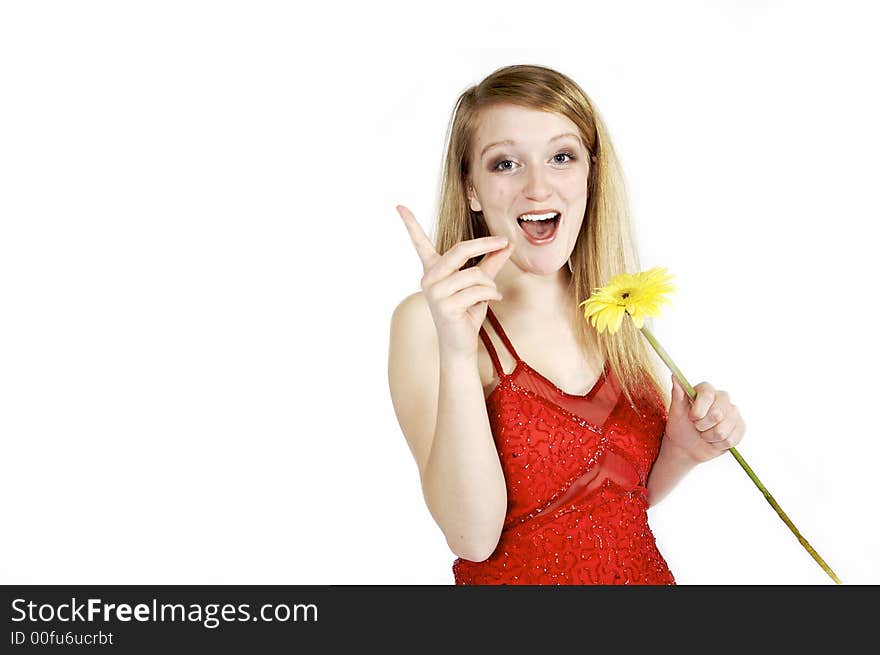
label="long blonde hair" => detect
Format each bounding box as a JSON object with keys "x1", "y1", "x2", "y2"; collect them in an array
[{"x1": 433, "y1": 64, "x2": 671, "y2": 415}]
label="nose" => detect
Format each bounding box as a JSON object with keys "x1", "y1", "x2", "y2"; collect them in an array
[{"x1": 523, "y1": 163, "x2": 552, "y2": 199}]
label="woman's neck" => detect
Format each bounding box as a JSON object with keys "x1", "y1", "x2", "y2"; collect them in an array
[{"x1": 493, "y1": 264, "x2": 574, "y2": 319}]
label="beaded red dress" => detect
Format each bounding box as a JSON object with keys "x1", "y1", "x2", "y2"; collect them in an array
[{"x1": 452, "y1": 307, "x2": 675, "y2": 585}]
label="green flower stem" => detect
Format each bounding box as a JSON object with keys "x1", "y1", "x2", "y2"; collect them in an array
[{"x1": 639, "y1": 324, "x2": 842, "y2": 585}]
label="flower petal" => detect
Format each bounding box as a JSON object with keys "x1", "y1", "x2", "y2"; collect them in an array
[{"x1": 577, "y1": 267, "x2": 675, "y2": 333}]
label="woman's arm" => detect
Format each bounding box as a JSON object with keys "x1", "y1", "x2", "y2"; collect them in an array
[
  {"x1": 646, "y1": 438, "x2": 698, "y2": 508},
  {"x1": 388, "y1": 292, "x2": 507, "y2": 561},
  {"x1": 647, "y1": 375, "x2": 746, "y2": 507}
]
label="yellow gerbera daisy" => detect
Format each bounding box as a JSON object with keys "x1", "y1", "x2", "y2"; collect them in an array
[{"x1": 577, "y1": 266, "x2": 676, "y2": 334}]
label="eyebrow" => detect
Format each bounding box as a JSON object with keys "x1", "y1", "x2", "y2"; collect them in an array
[{"x1": 480, "y1": 132, "x2": 582, "y2": 158}]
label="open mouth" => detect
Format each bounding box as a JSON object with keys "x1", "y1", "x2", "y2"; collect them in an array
[{"x1": 517, "y1": 212, "x2": 561, "y2": 244}]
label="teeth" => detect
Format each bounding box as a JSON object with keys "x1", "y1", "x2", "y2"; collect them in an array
[{"x1": 518, "y1": 212, "x2": 559, "y2": 221}]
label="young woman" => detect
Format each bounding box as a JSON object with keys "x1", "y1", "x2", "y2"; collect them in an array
[{"x1": 388, "y1": 64, "x2": 746, "y2": 584}]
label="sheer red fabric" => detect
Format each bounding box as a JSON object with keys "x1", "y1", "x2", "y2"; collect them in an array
[{"x1": 452, "y1": 306, "x2": 675, "y2": 585}]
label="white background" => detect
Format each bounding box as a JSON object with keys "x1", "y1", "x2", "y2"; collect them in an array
[{"x1": 1, "y1": 1, "x2": 878, "y2": 585}]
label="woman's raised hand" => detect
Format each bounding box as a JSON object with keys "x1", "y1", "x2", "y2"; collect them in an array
[{"x1": 397, "y1": 204, "x2": 514, "y2": 358}]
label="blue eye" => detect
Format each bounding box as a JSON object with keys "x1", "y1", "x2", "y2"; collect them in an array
[{"x1": 492, "y1": 152, "x2": 577, "y2": 172}]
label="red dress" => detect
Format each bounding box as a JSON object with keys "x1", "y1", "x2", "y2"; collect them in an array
[{"x1": 452, "y1": 307, "x2": 675, "y2": 585}]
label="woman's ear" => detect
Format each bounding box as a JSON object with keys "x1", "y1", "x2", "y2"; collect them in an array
[{"x1": 467, "y1": 184, "x2": 482, "y2": 213}]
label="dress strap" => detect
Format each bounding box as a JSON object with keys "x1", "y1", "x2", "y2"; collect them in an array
[
  {"x1": 485, "y1": 306, "x2": 521, "y2": 362},
  {"x1": 478, "y1": 327, "x2": 504, "y2": 378}
]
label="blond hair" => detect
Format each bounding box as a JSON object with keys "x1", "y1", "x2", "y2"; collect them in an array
[{"x1": 433, "y1": 64, "x2": 670, "y2": 415}]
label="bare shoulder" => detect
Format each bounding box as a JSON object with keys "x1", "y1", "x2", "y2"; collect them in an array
[
  {"x1": 389, "y1": 291, "x2": 440, "y2": 366},
  {"x1": 390, "y1": 292, "x2": 495, "y2": 391},
  {"x1": 391, "y1": 291, "x2": 432, "y2": 334}
]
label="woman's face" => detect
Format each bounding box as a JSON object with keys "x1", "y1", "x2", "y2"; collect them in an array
[{"x1": 467, "y1": 104, "x2": 590, "y2": 276}]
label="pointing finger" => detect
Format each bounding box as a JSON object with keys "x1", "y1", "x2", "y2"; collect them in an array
[{"x1": 396, "y1": 205, "x2": 439, "y2": 271}]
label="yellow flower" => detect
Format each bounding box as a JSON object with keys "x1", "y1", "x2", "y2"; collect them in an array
[{"x1": 578, "y1": 266, "x2": 676, "y2": 334}]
